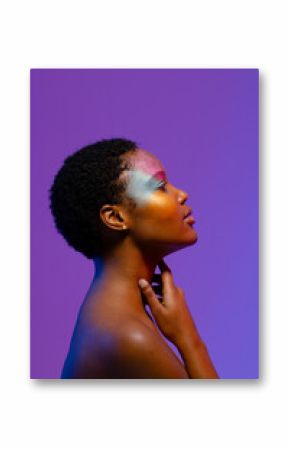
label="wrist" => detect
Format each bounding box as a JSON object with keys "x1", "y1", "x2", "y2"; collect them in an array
[{"x1": 174, "y1": 327, "x2": 204, "y2": 352}]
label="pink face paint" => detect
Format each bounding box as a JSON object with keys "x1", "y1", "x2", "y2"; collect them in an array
[{"x1": 130, "y1": 149, "x2": 166, "y2": 177}]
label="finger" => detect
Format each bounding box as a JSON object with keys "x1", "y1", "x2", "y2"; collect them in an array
[
  {"x1": 158, "y1": 259, "x2": 171, "y2": 273},
  {"x1": 138, "y1": 279, "x2": 163, "y2": 313},
  {"x1": 150, "y1": 293, "x2": 164, "y2": 303},
  {"x1": 158, "y1": 260, "x2": 176, "y2": 297},
  {"x1": 149, "y1": 293, "x2": 163, "y2": 303},
  {"x1": 142, "y1": 291, "x2": 163, "y2": 305},
  {"x1": 141, "y1": 292, "x2": 149, "y2": 306}
]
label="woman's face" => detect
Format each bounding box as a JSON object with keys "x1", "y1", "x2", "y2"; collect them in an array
[{"x1": 122, "y1": 148, "x2": 198, "y2": 256}]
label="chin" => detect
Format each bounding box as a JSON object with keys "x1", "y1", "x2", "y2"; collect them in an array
[
  {"x1": 180, "y1": 227, "x2": 198, "y2": 244},
  {"x1": 182, "y1": 232, "x2": 198, "y2": 247},
  {"x1": 162, "y1": 232, "x2": 198, "y2": 257},
  {"x1": 188, "y1": 229, "x2": 198, "y2": 244},
  {"x1": 180, "y1": 227, "x2": 198, "y2": 245}
]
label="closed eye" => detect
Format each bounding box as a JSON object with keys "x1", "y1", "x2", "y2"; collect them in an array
[{"x1": 156, "y1": 181, "x2": 167, "y2": 191}]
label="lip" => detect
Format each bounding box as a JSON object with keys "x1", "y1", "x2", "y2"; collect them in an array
[
  {"x1": 183, "y1": 215, "x2": 195, "y2": 225},
  {"x1": 183, "y1": 207, "x2": 192, "y2": 219},
  {"x1": 183, "y1": 207, "x2": 195, "y2": 224}
]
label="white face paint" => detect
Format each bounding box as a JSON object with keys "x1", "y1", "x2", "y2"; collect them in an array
[{"x1": 125, "y1": 169, "x2": 164, "y2": 206}]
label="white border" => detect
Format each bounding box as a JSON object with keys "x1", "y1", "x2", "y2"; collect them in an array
[{"x1": 1, "y1": 1, "x2": 289, "y2": 448}]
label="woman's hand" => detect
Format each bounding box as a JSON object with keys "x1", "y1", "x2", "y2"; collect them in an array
[{"x1": 138, "y1": 259, "x2": 201, "y2": 348}]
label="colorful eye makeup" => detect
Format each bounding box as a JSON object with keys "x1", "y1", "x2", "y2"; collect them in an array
[{"x1": 126, "y1": 170, "x2": 166, "y2": 205}]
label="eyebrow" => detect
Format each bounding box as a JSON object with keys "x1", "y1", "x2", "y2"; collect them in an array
[{"x1": 152, "y1": 170, "x2": 168, "y2": 181}]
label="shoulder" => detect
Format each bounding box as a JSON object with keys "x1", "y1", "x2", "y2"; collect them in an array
[
  {"x1": 110, "y1": 320, "x2": 189, "y2": 379},
  {"x1": 65, "y1": 317, "x2": 189, "y2": 379}
]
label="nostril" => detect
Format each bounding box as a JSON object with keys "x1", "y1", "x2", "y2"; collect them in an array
[{"x1": 181, "y1": 196, "x2": 188, "y2": 205}]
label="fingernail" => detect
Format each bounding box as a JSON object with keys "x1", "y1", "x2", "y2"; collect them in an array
[{"x1": 138, "y1": 279, "x2": 148, "y2": 288}]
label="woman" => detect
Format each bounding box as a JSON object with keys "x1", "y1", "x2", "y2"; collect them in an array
[{"x1": 49, "y1": 138, "x2": 219, "y2": 379}]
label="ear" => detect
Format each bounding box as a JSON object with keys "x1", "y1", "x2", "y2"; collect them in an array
[{"x1": 99, "y1": 204, "x2": 128, "y2": 232}]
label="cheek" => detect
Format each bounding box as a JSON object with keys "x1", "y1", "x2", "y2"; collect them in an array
[{"x1": 136, "y1": 196, "x2": 180, "y2": 224}]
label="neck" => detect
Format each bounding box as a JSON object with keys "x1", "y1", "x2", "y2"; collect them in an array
[{"x1": 87, "y1": 240, "x2": 162, "y2": 317}]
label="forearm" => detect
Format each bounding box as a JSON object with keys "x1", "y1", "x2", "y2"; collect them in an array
[{"x1": 175, "y1": 330, "x2": 220, "y2": 379}]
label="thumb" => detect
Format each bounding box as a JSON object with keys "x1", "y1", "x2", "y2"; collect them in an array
[{"x1": 138, "y1": 279, "x2": 162, "y2": 314}]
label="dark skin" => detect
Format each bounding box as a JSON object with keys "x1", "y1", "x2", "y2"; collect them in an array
[{"x1": 61, "y1": 149, "x2": 219, "y2": 379}]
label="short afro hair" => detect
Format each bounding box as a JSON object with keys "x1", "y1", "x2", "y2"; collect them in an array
[{"x1": 49, "y1": 138, "x2": 138, "y2": 259}]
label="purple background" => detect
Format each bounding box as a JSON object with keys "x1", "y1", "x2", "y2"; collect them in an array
[{"x1": 30, "y1": 69, "x2": 259, "y2": 379}]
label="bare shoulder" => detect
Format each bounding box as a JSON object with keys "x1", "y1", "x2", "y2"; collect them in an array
[
  {"x1": 62, "y1": 315, "x2": 188, "y2": 379},
  {"x1": 110, "y1": 320, "x2": 189, "y2": 379}
]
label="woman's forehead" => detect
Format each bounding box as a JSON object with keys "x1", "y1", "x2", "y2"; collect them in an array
[{"x1": 129, "y1": 148, "x2": 165, "y2": 176}]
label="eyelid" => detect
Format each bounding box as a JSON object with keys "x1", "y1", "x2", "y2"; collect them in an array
[{"x1": 156, "y1": 180, "x2": 167, "y2": 190}]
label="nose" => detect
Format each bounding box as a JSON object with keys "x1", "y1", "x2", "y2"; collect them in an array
[{"x1": 177, "y1": 188, "x2": 188, "y2": 204}]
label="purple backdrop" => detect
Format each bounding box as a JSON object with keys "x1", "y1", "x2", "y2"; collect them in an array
[{"x1": 30, "y1": 69, "x2": 259, "y2": 379}]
